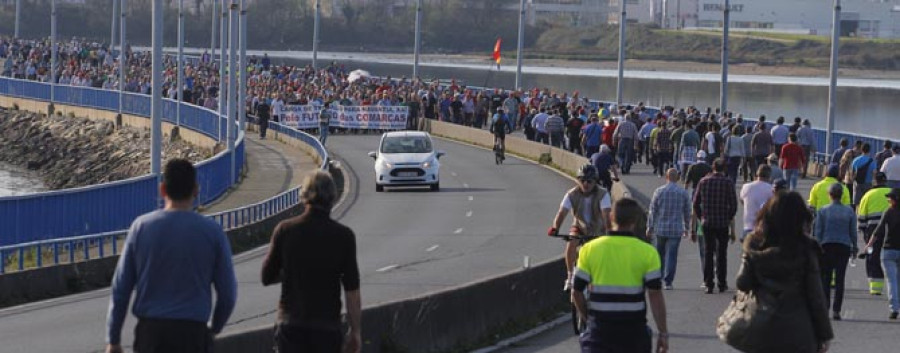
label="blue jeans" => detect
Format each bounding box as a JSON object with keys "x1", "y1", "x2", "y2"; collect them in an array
[
  {"x1": 655, "y1": 236, "x2": 681, "y2": 286},
  {"x1": 617, "y1": 138, "x2": 634, "y2": 172},
  {"x1": 319, "y1": 123, "x2": 329, "y2": 144},
  {"x1": 784, "y1": 168, "x2": 799, "y2": 190},
  {"x1": 882, "y1": 249, "x2": 900, "y2": 312}
]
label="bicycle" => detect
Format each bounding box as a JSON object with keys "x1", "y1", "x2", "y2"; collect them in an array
[
  {"x1": 493, "y1": 136, "x2": 506, "y2": 165},
  {"x1": 549, "y1": 232, "x2": 595, "y2": 335}
]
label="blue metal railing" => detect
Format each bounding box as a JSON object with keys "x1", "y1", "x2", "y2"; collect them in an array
[{"x1": 0, "y1": 76, "x2": 244, "y2": 248}]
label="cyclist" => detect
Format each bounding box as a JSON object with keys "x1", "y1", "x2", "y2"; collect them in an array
[
  {"x1": 490, "y1": 108, "x2": 510, "y2": 161},
  {"x1": 548, "y1": 164, "x2": 612, "y2": 289}
]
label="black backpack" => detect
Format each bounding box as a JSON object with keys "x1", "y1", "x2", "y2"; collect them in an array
[{"x1": 855, "y1": 158, "x2": 873, "y2": 184}]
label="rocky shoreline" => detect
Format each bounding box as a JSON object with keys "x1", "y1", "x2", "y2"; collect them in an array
[{"x1": 0, "y1": 109, "x2": 212, "y2": 190}]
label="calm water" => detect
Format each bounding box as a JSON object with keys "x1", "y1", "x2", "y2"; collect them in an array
[{"x1": 0, "y1": 162, "x2": 46, "y2": 197}]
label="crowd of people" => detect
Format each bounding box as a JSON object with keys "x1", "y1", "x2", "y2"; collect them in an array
[{"x1": 5, "y1": 36, "x2": 900, "y2": 353}]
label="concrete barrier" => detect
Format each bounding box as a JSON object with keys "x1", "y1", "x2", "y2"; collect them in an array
[{"x1": 215, "y1": 258, "x2": 568, "y2": 353}]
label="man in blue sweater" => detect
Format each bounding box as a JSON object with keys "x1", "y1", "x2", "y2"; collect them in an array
[{"x1": 105, "y1": 159, "x2": 237, "y2": 353}]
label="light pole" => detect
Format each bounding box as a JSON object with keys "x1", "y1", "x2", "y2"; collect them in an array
[
  {"x1": 211, "y1": 0, "x2": 218, "y2": 55},
  {"x1": 616, "y1": 0, "x2": 627, "y2": 106},
  {"x1": 218, "y1": 0, "x2": 227, "y2": 142},
  {"x1": 15, "y1": 0, "x2": 20, "y2": 38},
  {"x1": 515, "y1": 0, "x2": 526, "y2": 91},
  {"x1": 177, "y1": 0, "x2": 185, "y2": 126},
  {"x1": 50, "y1": 0, "x2": 57, "y2": 103},
  {"x1": 111, "y1": 0, "x2": 118, "y2": 50},
  {"x1": 151, "y1": 0, "x2": 163, "y2": 177},
  {"x1": 676, "y1": 0, "x2": 681, "y2": 29},
  {"x1": 312, "y1": 0, "x2": 321, "y2": 70},
  {"x1": 239, "y1": 0, "x2": 247, "y2": 132},
  {"x1": 119, "y1": 0, "x2": 126, "y2": 114},
  {"x1": 227, "y1": 0, "x2": 238, "y2": 185},
  {"x1": 413, "y1": 0, "x2": 423, "y2": 79},
  {"x1": 826, "y1": 0, "x2": 841, "y2": 155},
  {"x1": 720, "y1": 0, "x2": 730, "y2": 113}
]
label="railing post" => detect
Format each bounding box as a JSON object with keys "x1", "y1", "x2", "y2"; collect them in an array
[
  {"x1": 53, "y1": 243, "x2": 60, "y2": 265},
  {"x1": 69, "y1": 241, "x2": 75, "y2": 263},
  {"x1": 18, "y1": 247, "x2": 25, "y2": 271},
  {"x1": 36, "y1": 244, "x2": 42, "y2": 268},
  {"x1": 0, "y1": 249, "x2": 5, "y2": 274},
  {"x1": 112, "y1": 234, "x2": 118, "y2": 255},
  {"x1": 98, "y1": 236, "x2": 105, "y2": 258},
  {"x1": 83, "y1": 239, "x2": 90, "y2": 261}
]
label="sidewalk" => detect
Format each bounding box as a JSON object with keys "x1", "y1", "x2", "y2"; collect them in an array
[{"x1": 202, "y1": 133, "x2": 317, "y2": 215}]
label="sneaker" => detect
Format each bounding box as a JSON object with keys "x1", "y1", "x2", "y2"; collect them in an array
[
  {"x1": 719, "y1": 285, "x2": 729, "y2": 293},
  {"x1": 890, "y1": 312, "x2": 899, "y2": 320},
  {"x1": 705, "y1": 287, "x2": 714, "y2": 294},
  {"x1": 664, "y1": 284, "x2": 674, "y2": 290},
  {"x1": 871, "y1": 291, "x2": 883, "y2": 296},
  {"x1": 563, "y1": 278, "x2": 571, "y2": 292},
  {"x1": 832, "y1": 311, "x2": 841, "y2": 320}
]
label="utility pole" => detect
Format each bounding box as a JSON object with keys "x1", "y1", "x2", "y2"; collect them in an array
[
  {"x1": 151, "y1": 0, "x2": 163, "y2": 177},
  {"x1": 211, "y1": 0, "x2": 218, "y2": 55},
  {"x1": 177, "y1": 0, "x2": 185, "y2": 126},
  {"x1": 515, "y1": 0, "x2": 526, "y2": 91},
  {"x1": 676, "y1": 0, "x2": 681, "y2": 29},
  {"x1": 119, "y1": 0, "x2": 127, "y2": 114},
  {"x1": 616, "y1": 0, "x2": 627, "y2": 106},
  {"x1": 312, "y1": 0, "x2": 321, "y2": 70},
  {"x1": 826, "y1": 0, "x2": 841, "y2": 155},
  {"x1": 720, "y1": 0, "x2": 730, "y2": 113},
  {"x1": 239, "y1": 0, "x2": 247, "y2": 132},
  {"x1": 413, "y1": 0, "x2": 423, "y2": 79},
  {"x1": 50, "y1": 0, "x2": 57, "y2": 103}
]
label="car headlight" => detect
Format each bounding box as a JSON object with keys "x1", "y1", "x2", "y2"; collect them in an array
[
  {"x1": 381, "y1": 160, "x2": 393, "y2": 169},
  {"x1": 422, "y1": 159, "x2": 435, "y2": 168}
]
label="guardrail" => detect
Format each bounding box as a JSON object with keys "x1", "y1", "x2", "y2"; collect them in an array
[
  {"x1": 0, "y1": 116, "x2": 328, "y2": 275},
  {"x1": 0, "y1": 77, "x2": 245, "y2": 246}
]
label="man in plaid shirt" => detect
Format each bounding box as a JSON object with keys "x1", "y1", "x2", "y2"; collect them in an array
[
  {"x1": 691, "y1": 159, "x2": 738, "y2": 294},
  {"x1": 648, "y1": 168, "x2": 692, "y2": 290},
  {"x1": 613, "y1": 114, "x2": 639, "y2": 174},
  {"x1": 654, "y1": 121, "x2": 675, "y2": 178}
]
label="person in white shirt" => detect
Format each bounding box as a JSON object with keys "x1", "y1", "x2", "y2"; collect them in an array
[
  {"x1": 740, "y1": 165, "x2": 775, "y2": 242},
  {"x1": 881, "y1": 145, "x2": 900, "y2": 188}
]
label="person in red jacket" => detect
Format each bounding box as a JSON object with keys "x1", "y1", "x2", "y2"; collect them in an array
[
  {"x1": 602, "y1": 118, "x2": 618, "y2": 155},
  {"x1": 781, "y1": 133, "x2": 806, "y2": 191}
]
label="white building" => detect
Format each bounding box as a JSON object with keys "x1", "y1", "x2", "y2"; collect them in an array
[{"x1": 663, "y1": 0, "x2": 900, "y2": 39}]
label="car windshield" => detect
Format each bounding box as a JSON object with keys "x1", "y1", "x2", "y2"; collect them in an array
[{"x1": 381, "y1": 135, "x2": 433, "y2": 154}]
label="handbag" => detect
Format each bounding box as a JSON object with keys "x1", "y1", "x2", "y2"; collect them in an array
[{"x1": 716, "y1": 265, "x2": 779, "y2": 351}]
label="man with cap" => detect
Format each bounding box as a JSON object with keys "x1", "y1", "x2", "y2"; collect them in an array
[
  {"x1": 864, "y1": 187, "x2": 900, "y2": 319},
  {"x1": 880, "y1": 145, "x2": 900, "y2": 188},
  {"x1": 858, "y1": 172, "x2": 891, "y2": 296},
  {"x1": 809, "y1": 165, "x2": 851, "y2": 211},
  {"x1": 813, "y1": 182, "x2": 858, "y2": 320},
  {"x1": 685, "y1": 150, "x2": 712, "y2": 277}
]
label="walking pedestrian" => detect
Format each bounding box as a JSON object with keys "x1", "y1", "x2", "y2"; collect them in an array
[
  {"x1": 851, "y1": 143, "x2": 877, "y2": 207},
  {"x1": 780, "y1": 133, "x2": 805, "y2": 191},
  {"x1": 105, "y1": 159, "x2": 238, "y2": 353},
  {"x1": 813, "y1": 183, "x2": 858, "y2": 320},
  {"x1": 532, "y1": 108, "x2": 550, "y2": 145},
  {"x1": 736, "y1": 191, "x2": 834, "y2": 352},
  {"x1": 614, "y1": 115, "x2": 639, "y2": 174},
  {"x1": 654, "y1": 121, "x2": 674, "y2": 178},
  {"x1": 724, "y1": 125, "x2": 746, "y2": 184},
  {"x1": 739, "y1": 165, "x2": 774, "y2": 242},
  {"x1": 864, "y1": 187, "x2": 900, "y2": 319},
  {"x1": 857, "y1": 172, "x2": 891, "y2": 296},
  {"x1": 573, "y1": 198, "x2": 669, "y2": 353},
  {"x1": 692, "y1": 158, "x2": 738, "y2": 294},
  {"x1": 590, "y1": 144, "x2": 621, "y2": 193},
  {"x1": 256, "y1": 97, "x2": 271, "y2": 139},
  {"x1": 881, "y1": 145, "x2": 900, "y2": 188},
  {"x1": 261, "y1": 170, "x2": 363, "y2": 352},
  {"x1": 798, "y1": 119, "x2": 816, "y2": 179},
  {"x1": 582, "y1": 116, "x2": 603, "y2": 157},
  {"x1": 319, "y1": 102, "x2": 332, "y2": 144},
  {"x1": 771, "y1": 116, "x2": 789, "y2": 153},
  {"x1": 648, "y1": 168, "x2": 692, "y2": 290},
  {"x1": 546, "y1": 110, "x2": 566, "y2": 149},
  {"x1": 679, "y1": 121, "x2": 701, "y2": 176},
  {"x1": 808, "y1": 165, "x2": 851, "y2": 211},
  {"x1": 751, "y1": 124, "x2": 774, "y2": 174}
]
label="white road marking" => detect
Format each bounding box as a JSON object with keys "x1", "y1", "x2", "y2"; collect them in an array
[
  {"x1": 451, "y1": 172, "x2": 458, "y2": 177},
  {"x1": 376, "y1": 264, "x2": 399, "y2": 272},
  {"x1": 454, "y1": 228, "x2": 464, "y2": 234},
  {"x1": 426, "y1": 244, "x2": 440, "y2": 252},
  {"x1": 463, "y1": 183, "x2": 469, "y2": 188},
  {"x1": 468, "y1": 196, "x2": 474, "y2": 201},
  {"x1": 466, "y1": 211, "x2": 473, "y2": 217}
]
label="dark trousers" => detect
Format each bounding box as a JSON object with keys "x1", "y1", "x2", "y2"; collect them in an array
[
  {"x1": 274, "y1": 323, "x2": 342, "y2": 353},
  {"x1": 568, "y1": 134, "x2": 584, "y2": 155},
  {"x1": 259, "y1": 118, "x2": 269, "y2": 138},
  {"x1": 537, "y1": 131, "x2": 549, "y2": 145},
  {"x1": 801, "y1": 145, "x2": 812, "y2": 178},
  {"x1": 134, "y1": 318, "x2": 211, "y2": 353},
  {"x1": 656, "y1": 151, "x2": 672, "y2": 176},
  {"x1": 702, "y1": 225, "x2": 730, "y2": 289},
  {"x1": 580, "y1": 323, "x2": 652, "y2": 353},
  {"x1": 727, "y1": 156, "x2": 742, "y2": 184},
  {"x1": 820, "y1": 243, "x2": 851, "y2": 313},
  {"x1": 865, "y1": 227, "x2": 886, "y2": 280},
  {"x1": 550, "y1": 132, "x2": 564, "y2": 148}
]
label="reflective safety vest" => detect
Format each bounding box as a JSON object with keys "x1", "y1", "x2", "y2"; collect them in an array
[
  {"x1": 573, "y1": 232, "x2": 661, "y2": 324},
  {"x1": 808, "y1": 177, "x2": 850, "y2": 210},
  {"x1": 858, "y1": 186, "x2": 891, "y2": 235}
]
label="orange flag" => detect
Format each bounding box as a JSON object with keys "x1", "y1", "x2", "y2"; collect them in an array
[{"x1": 492, "y1": 38, "x2": 502, "y2": 69}]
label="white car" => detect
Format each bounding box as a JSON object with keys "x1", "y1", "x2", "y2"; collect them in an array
[{"x1": 368, "y1": 131, "x2": 445, "y2": 192}]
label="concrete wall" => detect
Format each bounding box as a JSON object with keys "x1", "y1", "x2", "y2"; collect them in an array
[{"x1": 0, "y1": 96, "x2": 219, "y2": 151}]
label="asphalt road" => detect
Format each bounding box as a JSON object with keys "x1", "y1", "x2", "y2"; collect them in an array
[
  {"x1": 492, "y1": 162, "x2": 900, "y2": 353},
  {"x1": 0, "y1": 134, "x2": 573, "y2": 353}
]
